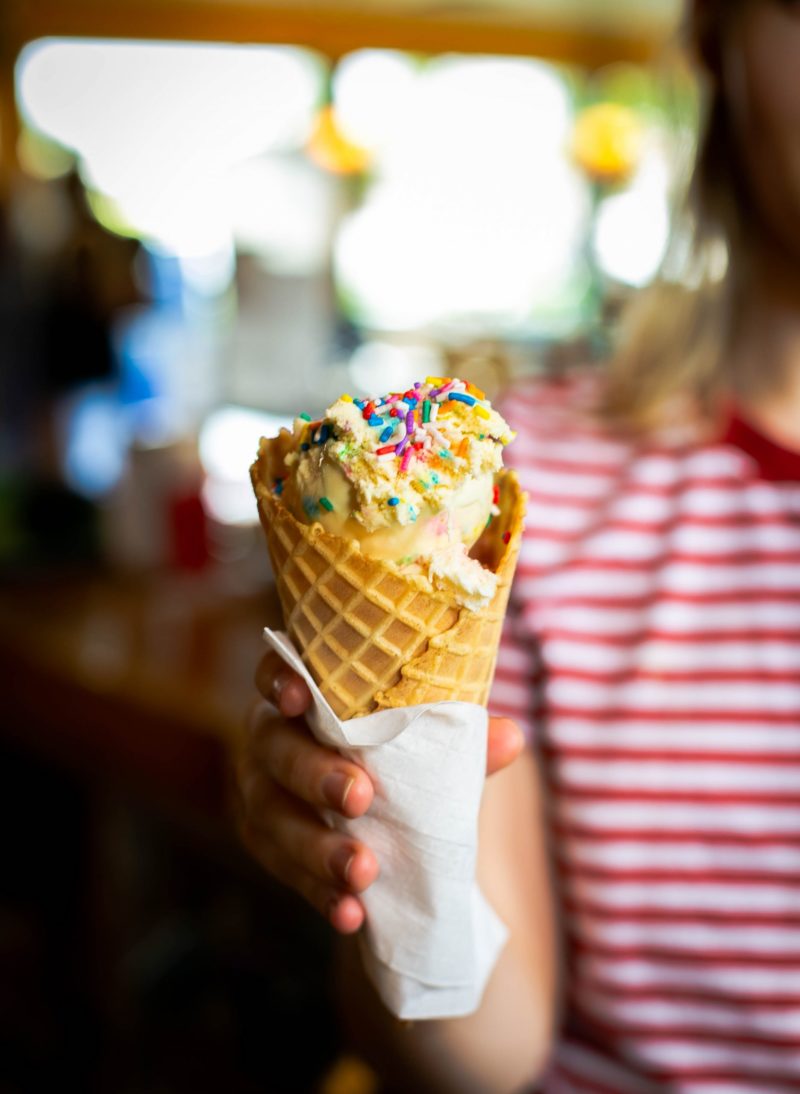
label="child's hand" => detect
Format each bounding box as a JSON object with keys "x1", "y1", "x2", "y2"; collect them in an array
[{"x1": 237, "y1": 650, "x2": 524, "y2": 934}]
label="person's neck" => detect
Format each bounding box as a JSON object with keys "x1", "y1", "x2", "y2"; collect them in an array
[{"x1": 729, "y1": 245, "x2": 800, "y2": 450}]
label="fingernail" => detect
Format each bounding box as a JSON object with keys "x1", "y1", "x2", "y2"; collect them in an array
[
  {"x1": 330, "y1": 845, "x2": 355, "y2": 885},
  {"x1": 272, "y1": 669, "x2": 291, "y2": 704},
  {"x1": 322, "y1": 771, "x2": 356, "y2": 812}
]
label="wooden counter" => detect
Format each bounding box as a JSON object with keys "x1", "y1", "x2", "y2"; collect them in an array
[
  {"x1": 0, "y1": 567, "x2": 357, "y2": 1094},
  {"x1": 0, "y1": 567, "x2": 281, "y2": 819}
]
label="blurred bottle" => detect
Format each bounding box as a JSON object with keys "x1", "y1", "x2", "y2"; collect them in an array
[{"x1": 103, "y1": 439, "x2": 209, "y2": 573}]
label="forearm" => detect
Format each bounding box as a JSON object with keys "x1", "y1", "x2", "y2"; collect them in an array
[
  {"x1": 337, "y1": 934, "x2": 551, "y2": 1094},
  {"x1": 337, "y1": 749, "x2": 559, "y2": 1094}
]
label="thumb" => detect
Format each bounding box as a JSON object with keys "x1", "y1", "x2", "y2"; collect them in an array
[{"x1": 486, "y1": 717, "x2": 524, "y2": 776}]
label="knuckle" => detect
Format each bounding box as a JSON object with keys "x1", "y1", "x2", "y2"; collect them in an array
[
  {"x1": 246, "y1": 700, "x2": 279, "y2": 746},
  {"x1": 267, "y1": 802, "x2": 338, "y2": 886},
  {"x1": 296, "y1": 874, "x2": 334, "y2": 918},
  {"x1": 239, "y1": 796, "x2": 331, "y2": 911},
  {"x1": 245, "y1": 696, "x2": 262, "y2": 735},
  {"x1": 239, "y1": 774, "x2": 283, "y2": 844},
  {"x1": 256, "y1": 715, "x2": 338, "y2": 812},
  {"x1": 290, "y1": 825, "x2": 333, "y2": 881},
  {"x1": 245, "y1": 826, "x2": 290, "y2": 886},
  {"x1": 267, "y1": 724, "x2": 313, "y2": 792},
  {"x1": 239, "y1": 819, "x2": 271, "y2": 867},
  {"x1": 260, "y1": 848, "x2": 292, "y2": 890},
  {"x1": 239, "y1": 769, "x2": 268, "y2": 815},
  {"x1": 284, "y1": 747, "x2": 311, "y2": 795}
]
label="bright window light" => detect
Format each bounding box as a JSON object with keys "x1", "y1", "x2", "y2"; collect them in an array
[
  {"x1": 333, "y1": 50, "x2": 419, "y2": 152},
  {"x1": 16, "y1": 39, "x2": 325, "y2": 258},
  {"x1": 199, "y1": 405, "x2": 294, "y2": 525},
  {"x1": 225, "y1": 155, "x2": 334, "y2": 275},
  {"x1": 334, "y1": 55, "x2": 588, "y2": 333},
  {"x1": 199, "y1": 405, "x2": 293, "y2": 482},
  {"x1": 347, "y1": 340, "x2": 443, "y2": 397},
  {"x1": 593, "y1": 135, "x2": 671, "y2": 287}
]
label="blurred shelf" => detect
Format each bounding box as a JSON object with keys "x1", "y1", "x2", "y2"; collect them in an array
[{"x1": 0, "y1": 568, "x2": 280, "y2": 820}]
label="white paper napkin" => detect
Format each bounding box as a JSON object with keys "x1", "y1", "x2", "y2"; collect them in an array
[{"x1": 263, "y1": 628, "x2": 508, "y2": 1020}]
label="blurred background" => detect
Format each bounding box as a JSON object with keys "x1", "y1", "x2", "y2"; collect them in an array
[{"x1": 0, "y1": 1, "x2": 689, "y2": 1090}]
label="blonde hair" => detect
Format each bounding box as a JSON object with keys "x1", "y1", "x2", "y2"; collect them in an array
[{"x1": 602, "y1": 0, "x2": 750, "y2": 436}]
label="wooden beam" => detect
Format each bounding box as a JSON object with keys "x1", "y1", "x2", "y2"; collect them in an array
[
  {"x1": 8, "y1": 0, "x2": 664, "y2": 68},
  {"x1": 0, "y1": 2, "x2": 20, "y2": 196}
]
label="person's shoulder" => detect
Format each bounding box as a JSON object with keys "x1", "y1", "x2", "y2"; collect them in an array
[
  {"x1": 498, "y1": 367, "x2": 606, "y2": 429},
  {"x1": 496, "y1": 367, "x2": 627, "y2": 462},
  {"x1": 496, "y1": 366, "x2": 732, "y2": 503},
  {"x1": 497, "y1": 365, "x2": 715, "y2": 454}
]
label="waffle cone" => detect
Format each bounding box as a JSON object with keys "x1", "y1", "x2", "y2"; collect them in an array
[{"x1": 251, "y1": 433, "x2": 526, "y2": 720}]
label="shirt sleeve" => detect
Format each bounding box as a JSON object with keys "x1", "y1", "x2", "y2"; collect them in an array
[{"x1": 488, "y1": 593, "x2": 542, "y2": 747}]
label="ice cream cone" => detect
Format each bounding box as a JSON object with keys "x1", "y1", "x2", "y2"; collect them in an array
[{"x1": 251, "y1": 433, "x2": 525, "y2": 720}]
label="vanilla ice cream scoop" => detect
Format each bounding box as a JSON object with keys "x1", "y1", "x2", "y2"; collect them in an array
[{"x1": 272, "y1": 377, "x2": 515, "y2": 608}]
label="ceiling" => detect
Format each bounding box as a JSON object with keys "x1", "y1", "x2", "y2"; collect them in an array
[
  {"x1": 276, "y1": 0, "x2": 682, "y2": 36},
  {"x1": 6, "y1": 0, "x2": 685, "y2": 67}
]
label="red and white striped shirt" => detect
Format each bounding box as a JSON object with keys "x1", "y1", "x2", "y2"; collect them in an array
[{"x1": 489, "y1": 375, "x2": 800, "y2": 1094}]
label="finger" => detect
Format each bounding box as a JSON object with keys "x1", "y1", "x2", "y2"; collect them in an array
[
  {"x1": 255, "y1": 650, "x2": 311, "y2": 718},
  {"x1": 251, "y1": 710, "x2": 374, "y2": 818},
  {"x1": 241, "y1": 822, "x2": 366, "y2": 934},
  {"x1": 242, "y1": 776, "x2": 379, "y2": 893},
  {"x1": 243, "y1": 824, "x2": 341, "y2": 914},
  {"x1": 486, "y1": 717, "x2": 524, "y2": 776},
  {"x1": 329, "y1": 894, "x2": 365, "y2": 935}
]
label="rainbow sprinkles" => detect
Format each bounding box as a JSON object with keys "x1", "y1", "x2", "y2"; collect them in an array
[
  {"x1": 278, "y1": 377, "x2": 514, "y2": 517},
  {"x1": 272, "y1": 376, "x2": 516, "y2": 605}
]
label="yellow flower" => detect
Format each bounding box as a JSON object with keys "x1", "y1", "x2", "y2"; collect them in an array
[
  {"x1": 571, "y1": 102, "x2": 644, "y2": 186},
  {"x1": 307, "y1": 105, "x2": 372, "y2": 176}
]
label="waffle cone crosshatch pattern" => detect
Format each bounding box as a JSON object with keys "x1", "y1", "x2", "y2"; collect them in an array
[{"x1": 251, "y1": 437, "x2": 526, "y2": 720}]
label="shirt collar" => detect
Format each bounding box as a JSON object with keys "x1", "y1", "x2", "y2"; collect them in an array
[{"x1": 722, "y1": 410, "x2": 800, "y2": 483}]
